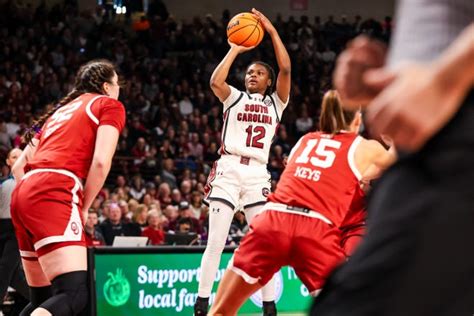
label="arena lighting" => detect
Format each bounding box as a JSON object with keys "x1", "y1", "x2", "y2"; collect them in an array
[
  {"x1": 115, "y1": 6, "x2": 127, "y2": 14},
  {"x1": 115, "y1": 5, "x2": 127, "y2": 15}
]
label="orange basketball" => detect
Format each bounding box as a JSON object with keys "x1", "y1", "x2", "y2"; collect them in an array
[{"x1": 227, "y1": 12, "x2": 265, "y2": 47}]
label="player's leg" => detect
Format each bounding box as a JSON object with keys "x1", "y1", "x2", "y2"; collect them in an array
[
  {"x1": 19, "y1": 258, "x2": 52, "y2": 316},
  {"x1": 12, "y1": 173, "x2": 88, "y2": 316},
  {"x1": 195, "y1": 201, "x2": 235, "y2": 315},
  {"x1": 244, "y1": 205, "x2": 277, "y2": 315},
  {"x1": 290, "y1": 215, "x2": 345, "y2": 298},
  {"x1": 32, "y1": 245, "x2": 88, "y2": 316},
  {"x1": 196, "y1": 159, "x2": 240, "y2": 314},
  {"x1": 11, "y1": 188, "x2": 53, "y2": 316},
  {"x1": 212, "y1": 210, "x2": 289, "y2": 315},
  {"x1": 209, "y1": 269, "x2": 262, "y2": 316}
]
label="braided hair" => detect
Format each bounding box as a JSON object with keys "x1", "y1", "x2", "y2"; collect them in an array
[{"x1": 23, "y1": 59, "x2": 117, "y2": 144}]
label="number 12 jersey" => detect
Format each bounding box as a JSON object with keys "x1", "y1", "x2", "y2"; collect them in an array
[{"x1": 219, "y1": 85, "x2": 288, "y2": 163}]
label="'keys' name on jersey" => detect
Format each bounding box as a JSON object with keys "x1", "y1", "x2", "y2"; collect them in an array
[{"x1": 268, "y1": 131, "x2": 362, "y2": 227}]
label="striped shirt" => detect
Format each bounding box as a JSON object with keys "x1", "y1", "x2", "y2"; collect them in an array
[
  {"x1": 388, "y1": 0, "x2": 474, "y2": 67},
  {"x1": 0, "y1": 176, "x2": 15, "y2": 219}
]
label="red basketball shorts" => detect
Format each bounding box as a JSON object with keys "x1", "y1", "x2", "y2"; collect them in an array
[
  {"x1": 11, "y1": 169, "x2": 85, "y2": 260},
  {"x1": 341, "y1": 224, "x2": 366, "y2": 257},
  {"x1": 232, "y1": 207, "x2": 345, "y2": 293}
]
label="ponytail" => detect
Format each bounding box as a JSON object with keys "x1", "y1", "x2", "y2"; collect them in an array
[{"x1": 319, "y1": 90, "x2": 358, "y2": 134}]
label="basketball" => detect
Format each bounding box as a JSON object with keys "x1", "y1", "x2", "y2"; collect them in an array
[{"x1": 227, "y1": 12, "x2": 265, "y2": 47}]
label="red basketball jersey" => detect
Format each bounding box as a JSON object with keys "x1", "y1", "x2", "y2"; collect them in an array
[
  {"x1": 28, "y1": 93, "x2": 126, "y2": 180},
  {"x1": 340, "y1": 184, "x2": 367, "y2": 229},
  {"x1": 268, "y1": 131, "x2": 362, "y2": 226}
]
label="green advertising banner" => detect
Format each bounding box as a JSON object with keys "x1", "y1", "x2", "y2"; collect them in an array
[{"x1": 94, "y1": 252, "x2": 311, "y2": 315}]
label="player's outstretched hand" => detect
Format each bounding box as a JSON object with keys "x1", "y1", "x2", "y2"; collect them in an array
[
  {"x1": 251, "y1": 8, "x2": 276, "y2": 35},
  {"x1": 334, "y1": 36, "x2": 388, "y2": 109},
  {"x1": 366, "y1": 64, "x2": 463, "y2": 151}
]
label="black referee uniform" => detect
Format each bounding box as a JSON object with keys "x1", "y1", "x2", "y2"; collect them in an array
[{"x1": 312, "y1": 0, "x2": 474, "y2": 315}]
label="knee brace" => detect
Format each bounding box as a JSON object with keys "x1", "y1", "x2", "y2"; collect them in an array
[{"x1": 40, "y1": 271, "x2": 88, "y2": 316}]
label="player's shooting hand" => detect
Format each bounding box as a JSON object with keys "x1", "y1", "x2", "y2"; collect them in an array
[
  {"x1": 251, "y1": 8, "x2": 275, "y2": 35},
  {"x1": 366, "y1": 64, "x2": 463, "y2": 151},
  {"x1": 334, "y1": 36, "x2": 388, "y2": 109},
  {"x1": 228, "y1": 39, "x2": 256, "y2": 54}
]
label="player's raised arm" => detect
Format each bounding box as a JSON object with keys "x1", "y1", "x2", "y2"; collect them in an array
[
  {"x1": 210, "y1": 42, "x2": 254, "y2": 103},
  {"x1": 252, "y1": 8, "x2": 291, "y2": 103}
]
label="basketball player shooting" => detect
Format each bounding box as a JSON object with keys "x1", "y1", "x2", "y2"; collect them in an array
[{"x1": 195, "y1": 8, "x2": 291, "y2": 316}]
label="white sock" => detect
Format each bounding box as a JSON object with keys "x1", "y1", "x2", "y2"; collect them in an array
[{"x1": 198, "y1": 201, "x2": 234, "y2": 298}]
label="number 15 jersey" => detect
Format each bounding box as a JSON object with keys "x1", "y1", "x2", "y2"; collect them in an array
[
  {"x1": 268, "y1": 131, "x2": 363, "y2": 227},
  {"x1": 219, "y1": 86, "x2": 288, "y2": 164}
]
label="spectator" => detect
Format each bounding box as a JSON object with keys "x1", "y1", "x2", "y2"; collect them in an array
[
  {"x1": 141, "y1": 210, "x2": 165, "y2": 245},
  {"x1": 190, "y1": 190, "x2": 205, "y2": 219},
  {"x1": 295, "y1": 106, "x2": 314, "y2": 135},
  {"x1": 188, "y1": 133, "x2": 204, "y2": 161},
  {"x1": 129, "y1": 175, "x2": 146, "y2": 201},
  {"x1": 132, "y1": 204, "x2": 149, "y2": 229},
  {"x1": 178, "y1": 95, "x2": 193, "y2": 116},
  {"x1": 84, "y1": 211, "x2": 106, "y2": 247},
  {"x1": 161, "y1": 158, "x2": 177, "y2": 189},
  {"x1": 99, "y1": 203, "x2": 141, "y2": 245},
  {"x1": 167, "y1": 201, "x2": 202, "y2": 234},
  {"x1": 180, "y1": 179, "x2": 192, "y2": 201},
  {"x1": 171, "y1": 188, "x2": 183, "y2": 206},
  {"x1": 157, "y1": 182, "x2": 172, "y2": 207},
  {"x1": 162, "y1": 204, "x2": 178, "y2": 229},
  {"x1": 176, "y1": 217, "x2": 194, "y2": 234},
  {"x1": 119, "y1": 199, "x2": 132, "y2": 222}
]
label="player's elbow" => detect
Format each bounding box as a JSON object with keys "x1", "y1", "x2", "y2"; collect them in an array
[
  {"x1": 280, "y1": 64, "x2": 291, "y2": 75},
  {"x1": 209, "y1": 77, "x2": 222, "y2": 90},
  {"x1": 91, "y1": 156, "x2": 111, "y2": 172}
]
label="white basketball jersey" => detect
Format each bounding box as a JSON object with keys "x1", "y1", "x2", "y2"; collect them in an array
[{"x1": 219, "y1": 85, "x2": 288, "y2": 163}]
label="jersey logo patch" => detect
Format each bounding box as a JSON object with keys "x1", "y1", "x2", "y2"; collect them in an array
[
  {"x1": 263, "y1": 99, "x2": 272, "y2": 107},
  {"x1": 262, "y1": 188, "x2": 270, "y2": 197},
  {"x1": 71, "y1": 222, "x2": 80, "y2": 235}
]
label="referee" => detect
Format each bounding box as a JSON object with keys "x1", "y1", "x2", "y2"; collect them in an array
[
  {"x1": 312, "y1": 0, "x2": 474, "y2": 315},
  {"x1": 0, "y1": 148, "x2": 29, "y2": 310}
]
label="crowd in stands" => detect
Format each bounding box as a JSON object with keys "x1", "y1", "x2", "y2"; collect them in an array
[{"x1": 0, "y1": 0, "x2": 392, "y2": 246}]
